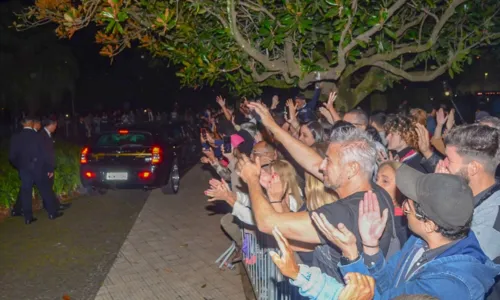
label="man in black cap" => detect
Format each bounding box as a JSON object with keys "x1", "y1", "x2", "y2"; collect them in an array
[
  {"x1": 283, "y1": 164, "x2": 500, "y2": 299},
  {"x1": 335, "y1": 164, "x2": 500, "y2": 298},
  {"x1": 9, "y1": 116, "x2": 62, "y2": 224}
]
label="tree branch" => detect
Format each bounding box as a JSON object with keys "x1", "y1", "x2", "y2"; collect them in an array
[
  {"x1": 344, "y1": 0, "x2": 408, "y2": 54},
  {"x1": 342, "y1": 0, "x2": 468, "y2": 79},
  {"x1": 327, "y1": 0, "x2": 408, "y2": 83},
  {"x1": 227, "y1": 0, "x2": 285, "y2": 72},
  {"x1": 395, "y1": 13, "x2": 424, "y2": 37},
  {"x1": 284, "y1": 39, "x2": 300, "y2": 77},
  {"x1": 240, "y1": 1, "x2": 275, "y2": 20},
  {"x1": 373, "y1": 60, "x2": 450, "y2": 81}
]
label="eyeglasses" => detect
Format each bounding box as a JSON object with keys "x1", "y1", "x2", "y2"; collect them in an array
[{"x1": 402, "y1": 199, "x2": 425, "y2": 219}]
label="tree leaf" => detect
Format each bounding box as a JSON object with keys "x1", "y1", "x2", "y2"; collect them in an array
[
  {"x1": 384, "y1": 28, "x2": 397, "y2": 40},
  {"x1": 105, "y1": 20, "x2": 115, "y2": 33}
]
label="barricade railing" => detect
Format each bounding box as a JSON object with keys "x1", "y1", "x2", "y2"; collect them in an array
[{"x1": 241, "y1": 228, "x2": 303, "y2": 300}]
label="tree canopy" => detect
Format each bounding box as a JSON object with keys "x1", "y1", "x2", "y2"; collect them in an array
[{"x1": 14, "y1": 0, "x2": 500, "y2": 109}]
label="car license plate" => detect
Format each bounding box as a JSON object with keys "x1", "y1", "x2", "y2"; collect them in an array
[{"x1": 106, "y1": 172, "x2": 128, "y2": 180}]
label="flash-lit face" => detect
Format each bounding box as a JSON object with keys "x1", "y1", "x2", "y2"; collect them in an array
[
  {"x1": 299, "y1": 125, "x2": 315, "y2": 146},
  {"x1": 386, "y1": 131, "x2": 403, "y2": 151},
  {"x1": 319, "y1": 143, "x2": 347, "y2": 190},
  {"x1": 445, "y1": 145, "x2": 469, "y2": 182},
  {"x1": 343, "y1": 113, "x2": 366, "y2": 131},
  {"x1": 294, "y1": 98, "x2": 306, "y2": 108}
]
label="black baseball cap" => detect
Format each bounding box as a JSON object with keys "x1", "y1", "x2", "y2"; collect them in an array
[{"x1": 396, "y1": 164, "x2": 474, "y2": 228}]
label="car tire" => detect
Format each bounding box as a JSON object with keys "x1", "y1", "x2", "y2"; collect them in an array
[{"x1": 162, "y1": 158, "x2": 180, "y2": 195}]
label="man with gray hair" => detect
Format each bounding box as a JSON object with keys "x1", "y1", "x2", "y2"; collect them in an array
[
  {"x1": 438, "y1": 124, "x2": 500, "y2": 299},
  {"x1": 479, "y1": 116, "x2": 500, "y2": 131},
  {"x1": 236, "y1": 102, "x2": 396, "y2": 281}
]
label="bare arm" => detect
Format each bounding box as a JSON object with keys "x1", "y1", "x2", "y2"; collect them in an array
[
  {"x1": 248, "y1": 102, "x2": 324, "y2": 180},
  {"x1": 324, "y1": 91, "x2": 342, "y2": 122},
  {"x1": 246, "y1": 175, "x2": 320, "y2": 244}
]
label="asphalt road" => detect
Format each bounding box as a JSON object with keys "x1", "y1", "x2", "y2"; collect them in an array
[{"x1": 0, "y1": 189, "x2": 149, "y2": 300}]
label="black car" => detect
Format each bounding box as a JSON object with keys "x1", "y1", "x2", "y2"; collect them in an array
[{"x1": 80, "y1": 122, "x2": 199, "y2": 194}]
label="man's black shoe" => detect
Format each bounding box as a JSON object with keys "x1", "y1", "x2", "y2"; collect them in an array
[
  {"x1": 58, "y1": 203, "x2": 72, "y2": 210},
  {"x1": 25, "y1": 217, "x2": 37, "y2": 225},
  {"x1": 11, "y1": 210, "x2": 24, "y2": 217},
  {"x1": 48, "y1": 212, "x2": 63, "y2": 220}
]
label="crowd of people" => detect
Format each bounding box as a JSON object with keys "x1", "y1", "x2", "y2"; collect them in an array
[
  {"x1": 199, "y1": 86, "x2": 500, "y2": 299},
  {"x1": 0, "y1": 105, "x2": 196, "y2": 145}
]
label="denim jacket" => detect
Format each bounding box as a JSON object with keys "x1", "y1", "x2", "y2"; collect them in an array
[{"x1": 290, "y1": 232, "x2": 500, "y2": 300}]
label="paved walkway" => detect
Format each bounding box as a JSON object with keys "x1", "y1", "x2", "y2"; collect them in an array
[{"x1": 95, "y1": 166, "x2": 246, "y2": 300}]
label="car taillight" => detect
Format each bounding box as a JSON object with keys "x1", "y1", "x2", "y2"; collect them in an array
[
  {"x1": 152, "y1": 146, "x2": 162, "y2": 164},
  {"x1": 84, "y1": 171, "x2": 96, "y2": 178},
  {"x1": 81, "y1": 147, "x2": 89, "y2": 164},
  {"x1": 139, "y1": 171, "x2": 151, "y2": 179}
]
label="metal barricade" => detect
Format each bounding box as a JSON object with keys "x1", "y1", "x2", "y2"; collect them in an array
[{"x1": 242, "y1": 229, "x2": 303, "y2": 300}]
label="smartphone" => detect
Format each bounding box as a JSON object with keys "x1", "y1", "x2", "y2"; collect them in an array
[{"x1": 223, "y1": 136, "x2": 232, "y2": 153}]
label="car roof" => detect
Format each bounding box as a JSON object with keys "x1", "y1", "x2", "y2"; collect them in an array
[{"x1": 101, "y1": 121, "x2": 189, "y2": 134}]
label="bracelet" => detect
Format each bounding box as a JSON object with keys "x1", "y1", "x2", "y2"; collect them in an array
[
  {"x1": 362, "y1": 243, "x2": 379, "y2": 248},
  {"x1": 269, "y1": 200, "x2": 282, "y2": 204}
]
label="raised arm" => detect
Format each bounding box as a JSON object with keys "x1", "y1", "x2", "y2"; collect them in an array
[
  {"x1": 247, "y1": 102, "x2": 324, "y2": 180},
  {"x1": 236, "y1": 155, "x2": 321, "y2": 244}
]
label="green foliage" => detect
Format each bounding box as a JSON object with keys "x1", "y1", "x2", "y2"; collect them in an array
[
  {"x1": 0, "y1": 140, "x2": 81, "y2": 208},
  {"x1": 15, "y1": 0, "x2": 500, "y2": 107}
]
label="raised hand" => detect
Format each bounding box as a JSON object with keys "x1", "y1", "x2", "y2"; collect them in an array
[
  {"x1": 205, "y1": 179, "x2": 234, "y2": 204},
  {"x1": 338, "y1": 273, "x2": 375, "y2": 300},
  {"x1": 358, "y1": 191, "x2": 388, "y2": 248},
  {"x1": 446, "y1": 108, "x2": 455, "y2": 130},
  {"x1": 216, "y1": 95, "x2": 226, "y2": 107},
  {"x1": 318, "y1": 107, "x2": 334, "y2": 124},
  {"x1": 415, "y1": 123, "x2": 432, "y2": 158},
  {"x1": 271, "y1": 95, "x2": 279, "y2": 109},
  {"x1": 435, "y1": 159, "x2": 451, "y2": 174},
  {"x1": 236, "y1": 154, "x2": 261, "y2": 183},
  {"x1": 266, "y1": 173, "x2": 286, "y2": 203},
  {"x1": 208, "y1": 178, "x2": 223, "y2": 190},
  {"x1": 377, "y1": 150, "x2": 397, "y2": 164},
  {"x1": 311, "y1": 212, "x2": 358, "y2": 260},
  {"x1": 324, "y1": 91, "x2": 337, "y2": 109},
  {"x1": 436, "y1": 108, "x2": 448, "y2": 125},
  {"x1": 247, "y1": 102, "x2": 276, "y2": 128},
  {"x1": 269, "y1": 227, "x2": 300, "y2": 280}
]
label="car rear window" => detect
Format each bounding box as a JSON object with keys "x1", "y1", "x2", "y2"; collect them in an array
[{"x1": 96, "y1": 132, "x2": 153, "y2": 147}]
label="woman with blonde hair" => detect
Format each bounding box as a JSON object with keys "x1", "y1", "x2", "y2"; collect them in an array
[
  {"x1": 205, "y1": 159, "x2": 303, "y2": 226},
  {"x1": 260, "y1": 159, "x2": 303, "y2": 212}
]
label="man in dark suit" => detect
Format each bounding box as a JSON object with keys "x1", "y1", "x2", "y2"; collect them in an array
[
  {"x1": 9, "y1": 116, "x2": 62, "y2": 224},
  {"x1": 41, "y1": 118, "x2": 71, "y2": 211}
]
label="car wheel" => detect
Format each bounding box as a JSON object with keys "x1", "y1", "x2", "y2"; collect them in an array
[{"x1": 162, "y1": 158, "x2": 180, "y2": 195}]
